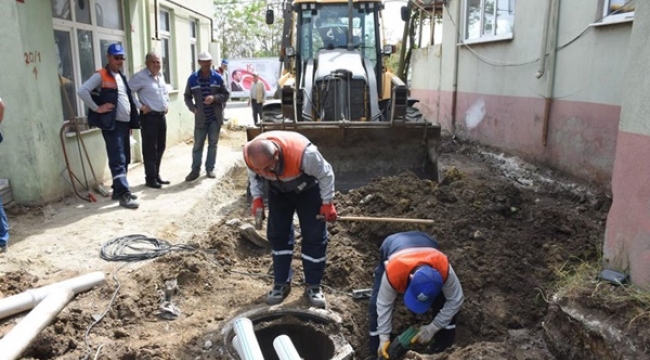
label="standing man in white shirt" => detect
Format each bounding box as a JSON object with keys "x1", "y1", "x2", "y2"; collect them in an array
[
  {"x1": 129, "y1": 52, "x2": 170, "y2": 188},
  {"x1": 248, "y1": 73, "x2": 265, "y2": 126},
  {"x1": 77, "y1": 43, "x2": 141, "y2": 209}
]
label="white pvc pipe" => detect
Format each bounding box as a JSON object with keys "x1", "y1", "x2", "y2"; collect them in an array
[
  {"x1": 0, "y1": 271, "x2": 105, "y2": 320},
  {"x1": 273, "y1": 335, "x2": 301, "y2": 360},
  {"x1": 232, "y1": 317, "x2": 264, "y2": 360},
  {"x1": 0, "y1": 287, "x2": 74, "y2": 360}
]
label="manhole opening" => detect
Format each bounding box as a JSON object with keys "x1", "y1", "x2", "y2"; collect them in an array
[
  {"x1": 223, "y1": 309, "x2": 349, "y2": 360},
  {"x1": 255, "y1": 322, "x2": 334, "y2": 360}
]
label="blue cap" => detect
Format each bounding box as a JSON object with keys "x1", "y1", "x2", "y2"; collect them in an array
[
  {"x1": 403, "y1": 266, "x2": 443, "y2": 314},
  {"x1": 107, "y1": 43, "x2": 125, "y2": 56},
  {"x1": 221, "y1": 59, "x2": 228, "y2": 65}
]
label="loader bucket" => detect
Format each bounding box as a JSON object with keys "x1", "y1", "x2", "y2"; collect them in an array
[{"x1": 245, "y1": 122, "x2": 441, "y2": 191}]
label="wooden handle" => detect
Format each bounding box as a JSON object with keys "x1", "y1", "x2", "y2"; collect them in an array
[{"x1": 336, "y1": 216, "x2": 434, "y2": 225}]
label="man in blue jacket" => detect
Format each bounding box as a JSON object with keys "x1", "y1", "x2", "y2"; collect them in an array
[
  {"x1": 77, "y1": 43, "x2": 140, "y2": 209},
  {"x1": 183, "y1": 51, "x2": 230, "y2": 181}
]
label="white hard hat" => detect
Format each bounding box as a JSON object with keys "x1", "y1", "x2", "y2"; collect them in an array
[{"x1": 198, "y1": 51, "x2": 212, "y2": 61}]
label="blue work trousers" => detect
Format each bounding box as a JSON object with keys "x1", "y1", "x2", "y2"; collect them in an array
[
  {"x1": 191, "y1": 121, "x2": 220, "y2": 172},
  {"x1": 0, "y1": 196, "x2": 8, "y2": 247},
  {"x1": 267, "y1": 185, "x2": 328, "y2": 285},
  {"x1": 102, "y1": 121, "x2": 131, "y2": 197}
]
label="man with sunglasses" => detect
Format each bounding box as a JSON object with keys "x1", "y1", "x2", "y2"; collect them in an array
[
  {"x1": 243, "y1": 130, "x2": 337, "y2": 308},
  {"x1": 183, "y1": 51, "x2": 230, "y2": 181},
  {"x1": 369, "y1": 231, "x2": 464, "y2": 358},
  {"x1": 77, "y1": 43, "x2": 141, "y2": 209},
  {"x1": 129, "y1": 52, "x2": 170, "y2": 189}
]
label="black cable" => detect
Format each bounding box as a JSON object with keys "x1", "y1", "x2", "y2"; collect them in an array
[{"x1": 99, "y1": 234, "x2": 196, "y2": 262}]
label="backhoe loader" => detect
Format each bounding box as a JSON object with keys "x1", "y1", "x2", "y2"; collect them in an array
[{"x1": 246, "y1": 0, "x2": 441, "y2": 191}]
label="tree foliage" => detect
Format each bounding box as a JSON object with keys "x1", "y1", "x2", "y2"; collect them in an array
[{"x1": 213, "y1": 0, "x2": 285, "y2": 59}]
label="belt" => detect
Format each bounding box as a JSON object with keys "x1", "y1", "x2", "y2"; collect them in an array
[{"x1": 142, "y1": 111, "x2": 166, "y2": 116}]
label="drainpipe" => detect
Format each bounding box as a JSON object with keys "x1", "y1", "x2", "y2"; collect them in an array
[
  {"x1": 542, "y1": 0, "x2": 560, "y2": 146},
  {"x1": 153, "y1": 0, "x2": 159, "y2": 40},
  {"x1": 535, "y1": 0, "x2": 553, "y2": 78},
  {"x1": 450, "y1": 0, "x2": 461, "y2": 134}
]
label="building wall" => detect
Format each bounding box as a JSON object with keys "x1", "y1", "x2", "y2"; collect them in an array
[
  {"x1": 0, "y1": 0, "x2": 214, "y2": 205},
  {"x1": 605, "y1": 1, "x2": 650, "y2": 289},
  {"x1": 410, "y1": 0, "x2": 631, "y2": 185}
]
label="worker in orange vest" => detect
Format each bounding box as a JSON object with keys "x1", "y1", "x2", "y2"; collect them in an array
[
  {"x1": 370, "y1": 231, "x2": 464, "y2": 357},
  {"x1": 243, "y1": 130, "x2": 337, "y2": 309}
]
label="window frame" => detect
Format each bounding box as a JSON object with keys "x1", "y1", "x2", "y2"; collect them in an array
[
  {"x1": 159, "y1": 8, "x2": 175, "y2": 89},
  {"x1": 189, "y1": 19, "x2": 198, "y2": 73},
  {"x1": 462, "y1": 0, "x2": 515, "y2": 45},
  {"x1": 598, "y1": 0, "x2": 635, "y2": 25},
  {"x1": 51, "y1": 0, "x2": 127, "y2": 121}
]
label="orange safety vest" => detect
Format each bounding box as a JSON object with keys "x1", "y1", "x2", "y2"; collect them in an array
[
  {"x1": 243, "y1": 131, "x2": 310, "y2": 180},
  {"x1": 385, "y1": 248, "x2": 450, "y2": 293},
  {"x1": 98, "y1": 68, "x2": 117, "y2": 89}
]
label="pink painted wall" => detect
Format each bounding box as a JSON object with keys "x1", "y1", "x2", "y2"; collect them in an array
[
  {"x1": 411, "y1": 89, "x2": 620, "y2": 186},
  {"x1": 605, "y1": 131, "x2": 650, "y2": 288}
]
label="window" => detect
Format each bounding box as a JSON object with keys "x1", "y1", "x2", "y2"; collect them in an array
[
  {"x1": 51, "y1": 0, "x2": 126, "y2": 122},
  {"x1": 464, "y1": 0, "x2": 515, "y2": 43},
  {"x1": 601, "y1": 0, "x2": 635, "y2": 24},
  {"x1": 190, "y1": 20, "x2": 198, "y2": 73},
  {"x1": 159, "y1": 9, "x2": 174, "y2": 87}
]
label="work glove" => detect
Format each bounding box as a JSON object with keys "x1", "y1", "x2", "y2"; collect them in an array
[
  {"x1": 319, "y1": 203, "x2": 338, "y2": 222},
  {"x1": 377, "y1": 334, "x2": 390, "y2": 359},
  {"x1": 251, "y1": 197, "x2": 264, "y2": 218},
  {"x1": 412, "y1": 322, "x2": 439, "y2": 345}
]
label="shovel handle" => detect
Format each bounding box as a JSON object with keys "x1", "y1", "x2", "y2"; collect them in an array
[{"x1": 336, "y1": 216, "x2": 434, "y2": 225}]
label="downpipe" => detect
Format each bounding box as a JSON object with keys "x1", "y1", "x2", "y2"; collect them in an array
[
  {"x1": 535, "y1": 0, "x2": 553, "y2": 79},
  {"x1": 542, "y1": 0, "x2": 560, "y2": 146},
  {"x1": 450, "y1": 0, "x2": 461, "y2": 134}
]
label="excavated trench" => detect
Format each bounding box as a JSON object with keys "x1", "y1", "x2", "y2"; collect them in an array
[{"x1": 3, "y1": 140, "x2": 646, "y2": 360}]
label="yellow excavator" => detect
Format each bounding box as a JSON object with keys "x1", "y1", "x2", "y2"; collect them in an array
[{"x1": 247, "y1": 0, "x2": 441, "y2": 190}]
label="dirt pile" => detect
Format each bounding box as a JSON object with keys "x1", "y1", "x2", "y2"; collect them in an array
[{"x1": 1, "y1": 140, "x2": 638, "y2": 360}]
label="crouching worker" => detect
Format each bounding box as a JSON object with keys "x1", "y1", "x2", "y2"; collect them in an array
[
  {"x1": 369, "y1": 231, "x2": 464, "y2": 358},
  {"x1": 243, "y1": 130, "x2": 337, "y2": 308}
]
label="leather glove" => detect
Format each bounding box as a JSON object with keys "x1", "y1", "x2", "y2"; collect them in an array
[
  {"x1": 412, "y1": 322, "x2": 439, "y2": 345},
  {"x1": 251, "y1": 197, "x2": 264, "y2": 218},
  {"x1": 319, "y1": 203, "x2": 338, "y2": 222},
  {"x1": 377, "y1": 334, "x2": 390, "y2": 359}
]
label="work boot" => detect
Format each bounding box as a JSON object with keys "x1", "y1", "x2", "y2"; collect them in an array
[
  {"x1": 206, "y1": 170, "x2": 216, "y2": 178},
  {"x1": 266, "y1": 283, "x2": 291, "y2": 305},
  {"x1": 145, "y1": 180, "x2": 162, "y2": 189},
  {"x1": 119, "y1": 193, "x2": 140, "y2": 209},
  {"x1": 305, "y1": 285, "x2": 326, "y2": 309},
  {"x1": 185, "y1": 171, "x2": 200, "y2": 182},
  {"x1": 112, "y1": 192, "x2": 138, "y2": 200},
  {"x1": 156, "y1": 177, "x2": 170, "y2": 185},
  {"x1": 0, "y1": 244, "x2": 7, "y2": 254}
]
